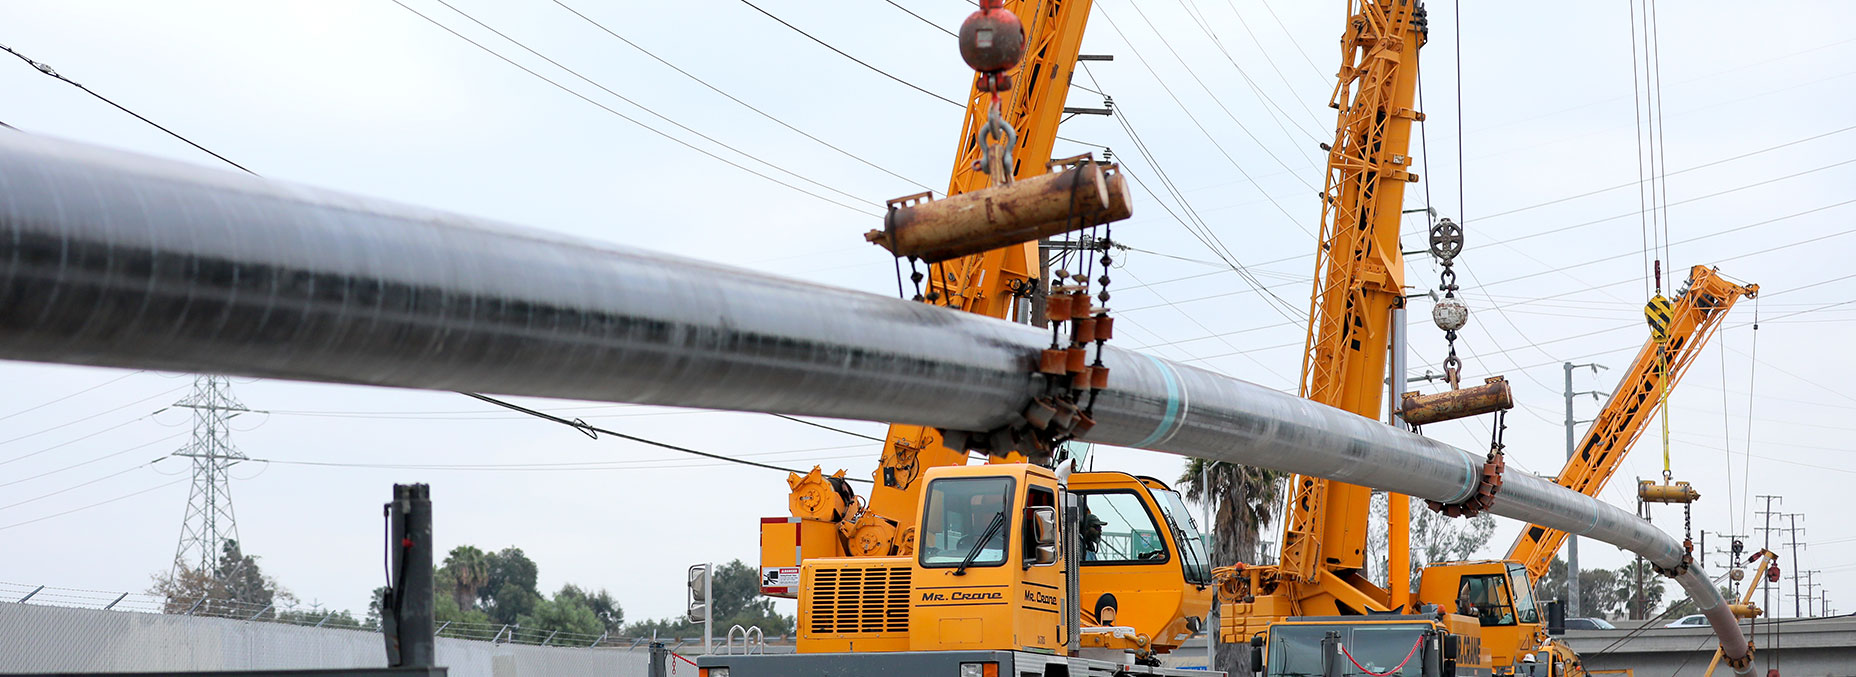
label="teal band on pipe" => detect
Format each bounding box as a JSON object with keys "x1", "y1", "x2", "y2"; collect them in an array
[
  {"x1": 1453, "y1": 453, "x2": 1481, "y2": 505},
  {"x1": 1135, "y1": 353, "x2": 1182, "y2": 448}
]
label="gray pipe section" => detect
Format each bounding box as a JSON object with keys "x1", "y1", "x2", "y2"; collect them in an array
[{"x1": 0, "y1": 132, "x2": 1749, "y2": 667}]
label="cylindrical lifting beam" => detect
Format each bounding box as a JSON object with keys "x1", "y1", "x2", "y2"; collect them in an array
[
  {"x1": 1399, "y1": 375, "x2": 1513, "y2": 427},
  {"x1": 0, "y1": 132, "x2": 1751, "y2": 671},
  {"x1": 868, "y1": 158, "x2": 1131, "y2": 263},
  {"x1": 1638, "y1": 480, "x2": 1701, "y2": 504}
]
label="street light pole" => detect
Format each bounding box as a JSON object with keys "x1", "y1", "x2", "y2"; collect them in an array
[{"x1": 1563, "y1": 361, "x2": 1607, "y2": 617}]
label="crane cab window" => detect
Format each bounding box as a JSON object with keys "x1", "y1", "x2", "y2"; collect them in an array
[
  {"x1": 1506, "y1": 563, "x2": 1540, "y2": 624},
  {"x1": 920, "y1": 476, "x2": 1015, "y2": 568},
  {"x1": 1076, "y1": 491, "x2": 1167, "y2": 564},
  {"x1": 1152, "y1": 488, "x2": 1213, "y2": 585},
  {"x1": 1456, "y1": 574, "x2": 1521, "y2": 627}
]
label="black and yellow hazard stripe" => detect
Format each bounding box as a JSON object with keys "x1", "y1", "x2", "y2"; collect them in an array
[{"x1": 1645, "y1": 295, "x2": 1673, "y2": 342}]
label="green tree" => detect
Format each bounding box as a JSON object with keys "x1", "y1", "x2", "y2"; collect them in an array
[
  {"x1": 517, "y1": 587, "x2": 606, "y2": 639},
  {"x1": 556, "y1": 583, "x2": 624, "y2": 631},
  {"x1": 480, "y1": 547, "x2": 541, "y2": 625},
  {"x1": 1536, "y1": 557, "x2": 1625, "y2": 618},
  {"x1": 275, "y1": 608, "x2": 366, "y2": 630},
  {"x1": 623, "y1": 560, "x2": 795, "y2": 638},
  {"x1": 1616, "y1": 559, "x2": 1667, "y2": 620},
  {"x1": 1362, "y1": 495, "x2": 1495, "y2": 599},
  {"x1": 441, "y1": 545, "x2": 491, "y2": 613},
  {"x1": 151, "y1": 539, "x2": 296, "y2": 619},
  {"x1": 435, "y1": 589, "x2": 491, "y2": 628},
  {"x1": 1178, "y1": 459, "x2": 1285, "y2": 676}
]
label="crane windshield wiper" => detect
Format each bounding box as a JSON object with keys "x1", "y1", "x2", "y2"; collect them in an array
[{"x1": 953, "y1": 510, "x2": 1007, "y2": 575}]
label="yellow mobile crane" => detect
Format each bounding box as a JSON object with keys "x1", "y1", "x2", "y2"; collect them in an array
[
  {"x1": 1413, "y1": 265, "x2": 1757, "y2": 672},
  {"x1": 1221, "y1": 1, "x2": 1508, "y2": 674},
  {"x1": 752, "y1": 0, "x2": 1215, "y2": 671},
  {"x1": 1504, "y1": 265, "x2": 1756, "y2": 583},
  {"x1": 1222, "y1": 1, "x2": 1760, "y2": 672}
]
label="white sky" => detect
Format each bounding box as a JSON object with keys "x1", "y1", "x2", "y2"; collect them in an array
[{"x1": 2, "y1": 0, "x2": 1853, "y2": 623}]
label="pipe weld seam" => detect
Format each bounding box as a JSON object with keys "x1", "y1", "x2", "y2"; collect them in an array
[
  {"x1": 1446, "y1": 451, "x2": 1479, "y2": 505},
  {"x1": 1133, "y1": 353, "x2": 1184, "y2": 448}
]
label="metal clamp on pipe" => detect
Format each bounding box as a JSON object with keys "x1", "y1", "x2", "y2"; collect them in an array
[{"x1": 867, "y1": 155, "x2": 1132, "y2": 263}]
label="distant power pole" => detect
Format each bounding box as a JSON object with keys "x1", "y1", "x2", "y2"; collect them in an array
[
  {"x1": 1781, "y1": 513, "x2": 1806, "y2": 618},
  {"x1": 1800, "y1": 570, "x2": 1821, "y2": 619},
  {"x1": 1704, "y1": 532, "x2": 1750, "y2": 595},
  {"x1": 169, "y1": 374, "x2": 252, "y2": 580},
  {"x1": 1562, "y1": 361, "x2": 1607, "y2": 618},
  {"x1": 1754, "y1": 495, "x2": 1783, "y2": 617}
]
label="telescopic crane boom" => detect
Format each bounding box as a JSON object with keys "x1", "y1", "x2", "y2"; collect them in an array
[
  {"x1": 773, "y1": 0, "x2": 1093, "y2": 561},
  {"x1": 1226, "y1": 0, "x2": 1429, "y2": 632},
  {"x1": 1507, "y1": 265, "x2": 1757, "y2": 581}
]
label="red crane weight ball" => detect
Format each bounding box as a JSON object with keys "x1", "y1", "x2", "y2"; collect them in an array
[{"x1": 960, "y1": 0, "x2": 1026, "y2": 76}]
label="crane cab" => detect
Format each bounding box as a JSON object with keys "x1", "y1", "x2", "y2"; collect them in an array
[
  {"x1": 794, "y1": 464, "x2": 1064, "y2": 654},
  {"x1": 787, "y1": 464, "x2": 1214, "y2": 661},
  {"x1": 1416, "y1": 560, "x2": 1546, "y2": 675},
  {"x1": 1069, "y1": 472, "x2": 1214, "y2": 657}
]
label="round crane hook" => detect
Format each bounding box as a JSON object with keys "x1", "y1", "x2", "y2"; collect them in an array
[{"x1": 960, "y1": 1, "x2": 1026, "y2": 76}]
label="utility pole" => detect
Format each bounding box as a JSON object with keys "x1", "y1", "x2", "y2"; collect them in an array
[
  {"x1": 1562, "y1": 361, "x2": 1607, "y2": 617},
  {"x1": 1782, "y1": 513, "x2": 1805, "y2": 618},
  {"x1": 169, "y1": 374, "x2": 253, "y2": 584},
  {"x1": 1704, "y1": 532, "x2": 1749, "y2": 595},
  {"x1": 1754, "y1": 495, "x2": 1783, "y2": 617},
  {"x1": 1800, "y1": 570, "x2": 1821, "y2": 619},
  {"x1": 1202, "y1": 461, "x2": 1215, "y2": 669}
]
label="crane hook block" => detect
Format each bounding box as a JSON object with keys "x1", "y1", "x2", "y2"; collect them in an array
[
  {"x1": 1399, "y1": 375, "x2": 1513, "y2": 426},
  {"x1": 960, "y1": 0, "x2": 1026, "y2": 74},
  {"x1": 1637, "y1": 479, "x2": 1700, "y2": 504},
  {"x1": 869, "y1": 157, "x2": 1132, "y2": 264}
]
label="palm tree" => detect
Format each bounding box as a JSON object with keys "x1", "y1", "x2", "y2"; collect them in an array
[
  {"x1": 1178, "y1": 459, "x2": 1286, "y2": 675},
  {"x1": 1178, "y1": 459, "x2": 1286, "y2": 568},
  {"x1": 442, "y1": 546, "x2": 490, "y2": 613}
]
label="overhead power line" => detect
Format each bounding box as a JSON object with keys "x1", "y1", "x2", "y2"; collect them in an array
[
  {"x1": 882, "y1": 0, "x2": 957, "y2": 39},
  {"x1": 1078, "y1": 63, "x2": 1306, "y2": 324},
  {"x1": 737, "y1": 0, "x2": 962, "y2": 107},
  {"x1": 1169, "y1": 0, "x2": 1327, "y2": 141},
  {"x1": 768, "y1": 413, "x2": 886, "y2": 443},
  {"x1": 550, "y1": 0, "x2": 939, "y2": 194},
  {"x1": 0, "y1": 459, "x2": 169, "y2": 512},
  {"x1": 0, "y1": 371, "x2": 147, "y2": 424},
  {"x1": 1096, "y1": 0, "x2": 1320, "y2": 227},
  {"x1": 0, "y1": 43, "x2": 253, "y2": 173},
  {"x1": 0, "y1": 433, "x2": 187, "y2": 489},
  {"x1": 0, "y1": 479, "x2": 187, "y2": 532},
  {"x1": 460, "y1": 392, "x2": 873, "y2": 482},
  {"x1": 391, "y1": 0, "x2": 878, "y2": 216},
  {"x1": 421, "y1": 0, "x2": 877, "y2": 213}
]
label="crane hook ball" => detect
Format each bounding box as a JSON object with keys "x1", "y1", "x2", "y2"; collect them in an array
[{"x1": 960, "y1": 2, "x2": 1026, "y2": 74}]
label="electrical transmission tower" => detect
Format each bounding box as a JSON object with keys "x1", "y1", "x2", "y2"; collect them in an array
[{"x1": 169, "y1": 374, "x2": 252, "y2": 580}]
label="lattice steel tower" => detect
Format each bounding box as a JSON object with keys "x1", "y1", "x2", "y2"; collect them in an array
[{"x1": 170, "y1": 374, "x2": 251, "y2": 578}]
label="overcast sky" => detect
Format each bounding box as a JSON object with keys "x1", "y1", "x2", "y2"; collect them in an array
[{"x1": 2, "y1": 0, "x2": 1853, "y2": 624}]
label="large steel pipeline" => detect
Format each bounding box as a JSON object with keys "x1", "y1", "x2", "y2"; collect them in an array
[{"x1": 0, "y1": 132, "x2": 1751, "y2": 668}]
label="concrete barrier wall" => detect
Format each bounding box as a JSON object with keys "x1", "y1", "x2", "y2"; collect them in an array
[
  {"x1": 1564, "y1": 617, "x2": 1856, "y2": 677},
  {"x1": 0, "y1": 602, "x2": 651, "y2": 676}
]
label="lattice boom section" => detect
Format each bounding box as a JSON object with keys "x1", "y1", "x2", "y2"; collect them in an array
[{"x1": 803, "y1": 563, "x2": 911, "y2": 636}]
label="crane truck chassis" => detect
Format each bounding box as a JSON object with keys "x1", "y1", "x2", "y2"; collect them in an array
[{"x1": 730, "y1": 463, "x2": 1219, "y2": 677}]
